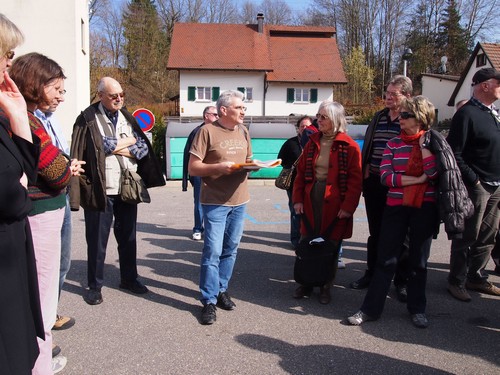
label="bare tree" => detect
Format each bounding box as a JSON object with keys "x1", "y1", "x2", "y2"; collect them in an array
[
  {"x1": 259, "y1": 0, "x2": 293, "y2": 25},
  {"x1": 459, "y1": 0, "x2": 498, "y2": 44}
]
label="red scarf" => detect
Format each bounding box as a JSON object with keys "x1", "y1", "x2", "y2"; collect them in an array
[{"x1": 400, "y1": 130, "x2": 427, "y2": 208}]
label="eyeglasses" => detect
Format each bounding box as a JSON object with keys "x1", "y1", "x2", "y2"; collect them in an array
[
  {"x1": 385, "y1": 91, "x2": 402, "y2": 98},
  {"x1": 107, "y1": 92, "x2": 125, "y2": 100},
  {"x1": 316, "y1": 113, "x2": 329, "y2": 120},
  {"x1": 207, "y1": 112, "x2": 219, "y2": 117},
  {"x1": 4, "y1": 50, "x2": 15, "y2": 60},
  {"x1": 232, "y1": 106, "x2": 247, "y2": 111},
  {"x1": 399, "y1": 111, "x2": 416, "y2": 119}
]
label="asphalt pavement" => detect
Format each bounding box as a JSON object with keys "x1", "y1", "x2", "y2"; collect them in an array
[{"x1": 55, "y1": 181, "x2": 500, "y2": 374}]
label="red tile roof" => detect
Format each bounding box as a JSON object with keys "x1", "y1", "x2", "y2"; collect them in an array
[
  {"x1": 167, "y1": 23, "x2": 346, "y2": 84},
  {"x1": 482, "y1": 43, "x2": 500, "y2": 69}
]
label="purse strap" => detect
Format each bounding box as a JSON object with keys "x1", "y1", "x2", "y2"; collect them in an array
[{"x1": 97, "y1": 111, "x2": 127, "y2": 171}]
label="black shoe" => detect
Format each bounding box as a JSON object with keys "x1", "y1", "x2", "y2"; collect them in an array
[
  {"x1": 395, "y1": 285, "x2": 408, "y2": 303},
  {"x1": 217, "y1": 291, "x2": 236, "y2": 310},
  {"x1": 119, "y1": 279, "x2": 149, "y2": 294},
  {"x1": 350, "y1": 274, "x2": 371, "y2": 289},
  {"x1": 52, "y1": 344, "x2": 61, "y2": 358},
  {"x1": 411, "y1": 313, "x2": 429, "y2": 328},
  {"x1": 84, "y1": 289, "x2": 103, "y2": 305},
  {"x1": 293, "y1": 285, "x2": 313, "y2": 299},
  {"x1": 200, "y1": 303, "x2": 217, "y2": 325}
]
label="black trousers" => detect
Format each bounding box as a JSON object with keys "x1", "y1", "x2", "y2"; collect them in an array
[
  {"x1": 361, "y1": 203, "x2": 438, "y2": 318},
  {"x1": 84, "y1": 195, "x2": 138, "y2": 290},
  {"x1": 363, "y1": 173, "x2": 410, "y2": 286}
]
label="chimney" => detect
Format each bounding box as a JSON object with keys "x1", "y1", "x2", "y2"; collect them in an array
[{"x1": 257, "y1": 13, "x2": 264, "y2": 34}]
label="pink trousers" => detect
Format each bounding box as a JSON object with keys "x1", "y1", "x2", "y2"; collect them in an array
[{"x1": 29, "y1": 207, "x2": 64, "y2": 375}]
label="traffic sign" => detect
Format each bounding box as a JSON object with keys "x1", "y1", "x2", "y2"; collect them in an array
[{"x1": 132, "y1": 108, "x2": 155, "y2": 132}]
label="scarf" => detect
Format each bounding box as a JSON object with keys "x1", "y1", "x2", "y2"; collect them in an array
[{"x1": 400, "y1": 130, "x2": 426, "y2": 208}]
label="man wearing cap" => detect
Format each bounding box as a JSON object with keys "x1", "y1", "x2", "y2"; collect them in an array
[{"x1": 446, "y1": 67, "x2": 500, "y2": 301}]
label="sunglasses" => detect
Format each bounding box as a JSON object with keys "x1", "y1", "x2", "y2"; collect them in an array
[
  {"x1": 399, "y1": 112, "x2": 416, "y2": 119},
  {"x1": 207, "y1": 113, "x2": 219, "y2": 117},
  {"x1": 316, "y1": 113, "x2": 329, "y2": 120},
  {"x1": 4, "y1": 50, "x2": 15, "y2": 60},
  {"x1": 107, "y1": 92, "x2": 125, "y2": 100}
]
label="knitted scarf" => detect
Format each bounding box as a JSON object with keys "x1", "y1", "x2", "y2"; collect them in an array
[{"x1": 400, "y1": 130, "x2": 426, "y2": 208}]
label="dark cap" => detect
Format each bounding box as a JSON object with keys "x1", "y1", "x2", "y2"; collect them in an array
[{"x1": 472, "y1": 68, "x2": 500, "y2": 85}]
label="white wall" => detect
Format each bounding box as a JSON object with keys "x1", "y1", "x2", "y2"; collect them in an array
[
  {"x1": 179, "y1": 71, "x2": 265, "y2": 116},
  {"x1": 421, "y1": 75, "x2": 458, "y2": 121},
  {"x1": 265, "y1": 83, "x2": 333, "y2": 116},
  {"x1": 2, "y1": 0, "x2": 90, "y2": 144}
]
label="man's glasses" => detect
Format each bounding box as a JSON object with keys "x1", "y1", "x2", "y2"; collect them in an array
[
  {"x1": 399, "y1": 111, "x2": 416, "y2": 119},
  {"x1": 4, "y1": 50, "x2": 15, "y2": 60},
  {"x1": 316, "y1": 113, "x2": 329, "y2": 120},
  {"x1": 107, "y1": 92, "x2": 125, "y2": 100},
  {"x1": 207, "y1": 112, "x2": 218, "y2": 117},
  {"x1": 385, "y1": 91, "x2": 402, "y2": 98}
]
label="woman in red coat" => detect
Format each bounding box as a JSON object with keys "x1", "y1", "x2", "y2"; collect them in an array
[{"x1": 293, "y1": 100, "x2": 362, "y2": 304}]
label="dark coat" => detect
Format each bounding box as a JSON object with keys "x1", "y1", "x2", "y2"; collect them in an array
[
  {"x1": 427, "y1": 129, "x2": 474, "y2": 239},
  {"x1": 70, "y1": 102, "x2": 165, "y2": 211},
  {"x1": 0, "y1": 118, "x2": 44, "y2": 374}
]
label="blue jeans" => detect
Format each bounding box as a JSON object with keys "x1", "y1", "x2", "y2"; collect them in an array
[
  {"x1": 59, "y1": 195, "x2": 72, "y2": 297},
  {"x1": 191, "y1": 176, "x2": 204, "y2": 233},
  {"x1": 286, "y1": 189, "x2": 300, "y2": 247},
  {"x1": 199, "y1": 203, "x2": 246, "y2": 305}
]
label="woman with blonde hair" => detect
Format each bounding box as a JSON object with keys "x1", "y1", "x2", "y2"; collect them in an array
[
  {"x1": 292, "y1": 100, "x2": 362, "y2": 304},
  {"x1": 347, "y1": 96, "x2": 439, "y2": 328},
  {"x1": 0, "y1": 14, "x2": 44, "y2": 374}
]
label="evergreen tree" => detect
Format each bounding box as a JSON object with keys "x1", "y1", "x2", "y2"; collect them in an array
[{"x1": 436, "y1": 0, "x2": 469, "y2": 75}]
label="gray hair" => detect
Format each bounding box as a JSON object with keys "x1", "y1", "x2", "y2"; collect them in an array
[
  {"x1": 388, "y1": 75, "x2": 413, "y2": 96},
  {"x1": 318, "y1": 100, "x2": 347, "y2": 134},
  {"x1": 216, "y1": 90, "x2": 244, "y2": 115},
  {"x1": 0, "y1": 14, "x2": 24, "y2": 56},
  {"x1": 203, "y1": 105, "x2": 216, "y2": 117}
]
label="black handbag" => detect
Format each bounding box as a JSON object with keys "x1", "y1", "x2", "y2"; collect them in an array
[
  {"x1": 275, "y1": 157, "x2": 299, "y2": 190},
  {"x1": 294, "y1": 215, "x2": 341, "y2": 287}
]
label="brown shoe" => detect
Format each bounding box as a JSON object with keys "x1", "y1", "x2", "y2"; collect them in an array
[
  {"x1": 465, "y1": 280, "x2": 500, "y2": 296},
  {"x1": 293, "y1": 285, "x2": 312, "y2": 299},
  {"x1": 447, "y1": 284, "x2": 471, "y2": 302},
  {"x1": 52, "y1": 315, "x2": 75, "y2": 330},
  {"x1": 319, "y1": 286, "x2": 331, "y2": 304}
]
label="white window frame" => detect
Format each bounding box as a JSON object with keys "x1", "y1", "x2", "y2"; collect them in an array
[
  {"x1": 294, "y1": 88, "x2": 309, "y2": 103},
  {"x1": 197, "y1": 87, "x2": 211, "y2": 101}
]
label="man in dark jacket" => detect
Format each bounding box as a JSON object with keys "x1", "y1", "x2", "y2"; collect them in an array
[
  {"x1": 70, "y1": 77, "x2": 165, "y2": 305},
  {"x1": 446, "y1": 68, "x2": 500, "y2": 302},
  {"x1": 350, "y1": 75, "x2": 411, "y2": 302},
  {"x1": 182, "y1": 106, "x2": 219, "y2": 241}
]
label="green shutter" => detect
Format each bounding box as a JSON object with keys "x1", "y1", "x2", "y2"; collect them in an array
[
  {"x1": 188, "y1": 86, "x2": 195, "y2": 101},
  {"x1": 237, "y1": 87, "x2": 245, "y2": 93},
  {"x1": 310, "y1": 88, "x2": 318, "y2": 103},
  {"x1": 211, "y1": 87, "x2": 220, "y2": 101},
  {"x1": 286, "y1": 88, "x2": 295, "y2": 103}
]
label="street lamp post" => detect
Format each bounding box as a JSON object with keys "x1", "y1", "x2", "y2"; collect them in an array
[{"x1": 402, "y1": 48, "x2": 413, "y2": 77}]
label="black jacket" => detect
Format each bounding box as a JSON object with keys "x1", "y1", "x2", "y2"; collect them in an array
[
  {"x1": 70, "y1": 102, "x2": 165, "y2": 211},
  {"x1": 427, "y1": 129, "x2": 474, "y2": 239}
]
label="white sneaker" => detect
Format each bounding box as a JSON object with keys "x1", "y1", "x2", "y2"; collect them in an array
[
  {"x1": 192, "y1": 232, "x2": 202, "y2": 241},
  {"x1": 52, "y1": 355, "x2": 67, "y2": 374},
  {"x1": 337, "y1": 259, "x2": 346, "y2": 269}
]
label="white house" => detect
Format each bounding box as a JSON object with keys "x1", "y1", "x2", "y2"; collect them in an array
[
  {"x1": 167, "y1": 15, "x2": 347, "y2": 117},
  {"x1": 421, "y1": 73, "x2": 460, "y2": 121},
  {"x1": 2, "y1": 0, "x2": 90, "y2": 143}
]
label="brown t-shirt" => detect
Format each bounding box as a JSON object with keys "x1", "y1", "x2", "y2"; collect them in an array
[{"x1": 190, "y1": 121, "x2": 252, "y2": 206}]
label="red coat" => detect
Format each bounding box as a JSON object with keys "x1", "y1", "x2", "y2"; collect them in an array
[{"x1": 292, "y1": 131, "x2": 362, "y2": 240}]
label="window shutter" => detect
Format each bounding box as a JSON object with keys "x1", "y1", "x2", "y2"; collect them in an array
[
  {"x1": 286, "y1": 88, "x2": 295, "y2": 103},
  {"x1": 310, "y1": 88, "x2": 318, "y2": 103},
  {"x1": 188, "y1": 86, "x2": 196, "y2": 101},
  {"x1": 211, "y1": 87, "x2": 220, "y2": 101},
  {"x1": 237, "y1": 87, "x2": 245, "y2": 93}
]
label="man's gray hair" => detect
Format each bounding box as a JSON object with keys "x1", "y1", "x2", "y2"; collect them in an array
[
  {"x1": 216, "y1": 90, "x2": 244, "y2": 115},
  {"x1": 388, "y1": 75, "x2": 413, "y2": 96}
]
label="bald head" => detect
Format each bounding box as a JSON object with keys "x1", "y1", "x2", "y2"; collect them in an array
[{"x1": 97, "y1": 77, "x2": 124, "y2": 112}]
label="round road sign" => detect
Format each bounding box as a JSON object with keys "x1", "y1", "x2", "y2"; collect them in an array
[{"x1": 132, "y1": 108, "x2": 155, "y2": 132}]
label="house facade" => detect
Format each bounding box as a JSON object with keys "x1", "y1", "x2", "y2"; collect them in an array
[
  {"x1": 421, "y1": 73, "x2": 460, "y2": 122},
  {"x1": 168, "y1": 15, "x2": 346, "y2": 117},
  {"x1": 2, "y1": 0, "x2": 90, "y2": 142}
]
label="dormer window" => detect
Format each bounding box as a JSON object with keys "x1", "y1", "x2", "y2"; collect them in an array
[{"x1": 476, "y1": 54, "x2": 486, "y2": 67}]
